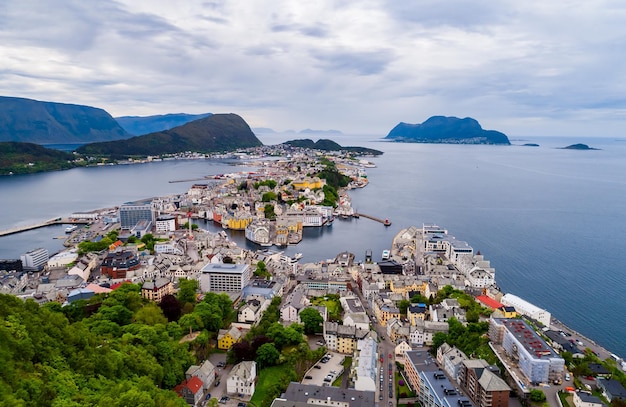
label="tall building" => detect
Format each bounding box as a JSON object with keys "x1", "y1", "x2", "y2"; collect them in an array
[
  {"x1": 20, "y1": 248, "x2": 49, "y2": 271},
  {"x1": 489, "y1": 318, "x2": 564, "y2": 384},
  {"x1": 458, "y1": 359, "x2": 510, "y2": 407},
  {"x1": 119, "y1": 200, "x2": 155, "y2": 230},
  {"x1": 199, "y1": 263, "x2": 251, "y2": 293}
]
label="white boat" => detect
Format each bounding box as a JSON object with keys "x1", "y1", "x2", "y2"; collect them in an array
[
  {"x1": 65, "y1": 225, "x2": 77, "y2": 233},
  {"x1": 382, "y1": 249, "x2": 390, "y2": 260}
]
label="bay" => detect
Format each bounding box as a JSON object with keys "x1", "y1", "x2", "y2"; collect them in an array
[{"x1": 0, "y1": 134, "x2": 625, "y2": 358}]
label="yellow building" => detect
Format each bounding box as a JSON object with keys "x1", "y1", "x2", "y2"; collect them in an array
[
  {"x1": 225, "y1": 216, "x2": 253, "y2": 230},
  {"x1": 390, "y1": 279, "x2": 427, "y2": 297},
  {"x1": 291, "y1": 177, "x2": 324, "y2": 191},
  {"x1": 217, "y1": 326, "x2": 244, "y2": 350},
  {"x1": 498, "y1": 305, "x2": 518, "y2": 318},
  {"x1": 373, "y1": 297, "x2": 400, "y2": 327},
  {"x1": 407, "y1": 304, "x2": 427, "y2": 326}
]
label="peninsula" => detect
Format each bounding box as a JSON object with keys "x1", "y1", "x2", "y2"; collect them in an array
[
  {"x1": 385, "y1": 116, "x2": 510, "y2": 145},
  {"x1": 1, "y1": 138, "x2": 624, "y2": 407}
]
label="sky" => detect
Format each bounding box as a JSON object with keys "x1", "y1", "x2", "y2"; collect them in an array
[{"x1": 2, "y1": 0, "x2": 626, "y2": 137}]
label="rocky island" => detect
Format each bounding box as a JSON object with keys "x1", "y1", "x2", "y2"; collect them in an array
[
  {"x1": 560, "y1": 143, "x2": 599, "y2": 150},
  {"x1": 385, "y1": 116, "x2": 510, "y2": 145}
]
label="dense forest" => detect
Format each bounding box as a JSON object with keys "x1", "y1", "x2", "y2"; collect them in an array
[{"x1": 0, "y1": 283, "x2": 219, "y2": 407}]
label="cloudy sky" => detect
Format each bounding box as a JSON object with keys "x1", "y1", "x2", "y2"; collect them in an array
[{"x1": 2, "y1": 0, "x2": 626, "y2": 137}]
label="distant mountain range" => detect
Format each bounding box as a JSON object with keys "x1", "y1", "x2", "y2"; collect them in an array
[
  {"x1": 77, "y1": 113, "x2": 262, "y2": 158},
  {"x1": 283, "y1": 139, "x2": 382, "y2": 155},
  {"x1": 115, "y1": 113, "x2": 213, "y2": 135},
  {"x1": 385, "y1": 116, "x2": 510, "y2": 145},
  {"x1": 0, "y1": 96, "x2": 129, "y2": 144}
]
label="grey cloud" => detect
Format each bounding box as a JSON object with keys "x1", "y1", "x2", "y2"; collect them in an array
[{"x1": 311, "y1": 49, "x2": 394, "y2": 75}]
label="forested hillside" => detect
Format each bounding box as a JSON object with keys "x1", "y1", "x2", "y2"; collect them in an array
[{"x1": 0, "y1": 284, "x2": 212, "y2": 407}]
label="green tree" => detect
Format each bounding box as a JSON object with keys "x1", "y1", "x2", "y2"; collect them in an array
[
  {"x1": 262, "y1": 191, "x2": 277, "y2": 202},
  {"x1": 134, "y1": 303, "x2": 168, "y2": 326},
  {"x1": 529, "y1": 389, "x2": 546, "y2": 402},
  {"x1": 264, "y1": 204, "x2": 276, "y2": 219},
  {"x1": 177, "y1": 279, "x2": 198, "y2": 306},
  {"x1": 256, "y1": 343, "x2": 280, "y2": 369},
  {"x1": 398, "y1": 299, "x2": 411, "y2": 316},
  {"x1": 299, "y1": 307, "x2": 323, "y2": 335}
]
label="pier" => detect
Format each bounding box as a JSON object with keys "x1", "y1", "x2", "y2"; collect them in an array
[
  {"x1": 353, "y1": 212, "x2": 391, "y2": 226},
  {"x1": 0, "y1": 217, "x2": 90, "y2": 237}
]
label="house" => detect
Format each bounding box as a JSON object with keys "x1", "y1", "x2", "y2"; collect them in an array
[
  {"x1": 323, "y1": 321, "x2": 370, "y2": 354},
  {"x1": 437, "y1": 343, "x2": 468, "y2": 381},
  {"x1": 218, "y1": 326, "x2": 244, "y2": 350},
  {"x1": 227, "y1": 361, "x2": 256, "y2": 396},
  {"x1": 395, "y1": 340, "x2": 412, "y2": 363},
  {"x1": 587, "y1": 363, "x2": 611, "y2": 378},
  {"x1": 141, "y1": 277, "x2": 174, "y2": 302},
  {"x1": 280, "y1": 289, "x2": 310, "y2": 322},
  {"x1": 572, "y1": 391, "x2": 605, "y2": 407},
  {"x1": 238, "y1": 298, "x2": 267, "y2": 325},
  {"x1": 597, "y1": 378, "x2": 626, "y2": 402},
  {"x1": 186, "y1": 360, "x2": 216, "y2": 391},
  {"x1": 407, "y1": 303, "x2": 427, "y2": 326},
  {"x1": 174, "y1": 376, "x2": 204, "y2": 406}
]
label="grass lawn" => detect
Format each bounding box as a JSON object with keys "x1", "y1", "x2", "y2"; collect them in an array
[
  {"x1": 396, "y1": 371, "x2": 415, "y2": 398},
  {"x1": 250, "y1": 365, "x2": 294, "y2": 407},
  {"x1": 558, "y1": 392, "x2": 572, "y2": 407},
  {"x1": 311, "y1": 295, "x2": 343, "y2": 321}
]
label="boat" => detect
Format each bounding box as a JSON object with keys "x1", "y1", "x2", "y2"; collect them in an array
[
  {"x1": 326, "y1": 217, "x2": 334, "y2": 227},
  {"x1": 65, "y1": 225, "x2": 77, "y2": 233},
  {"x1": 382, "y1": 249, "x2": 390, "y2": 260},
  {"x1": 293, "y1": 253, "x2": 303, "y2": 261}
]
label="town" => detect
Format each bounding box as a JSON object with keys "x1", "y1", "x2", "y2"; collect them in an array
[{"x1": 1, "y1": 145, "x2": 625, "y2": 407}]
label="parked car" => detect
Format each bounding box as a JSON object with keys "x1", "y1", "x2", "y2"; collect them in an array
[
  {"x1": 214, "y1": 380, "x2": 220, "y2": 387},
  {"x1": 305, "y1": 375, "x2": 313, "y2": 379},
  {"x1": 314, "y1": 365, "x2": 321, "y2": 369},
  {"x1": 205, "y1": 393, "x2": 212, "y2": 400},
  {"x1": 217, "y1": 361, "x2": 226, "y2": 367},
  {"x1": 237, "y1": 403, "x2": 246, "y2": 407}
]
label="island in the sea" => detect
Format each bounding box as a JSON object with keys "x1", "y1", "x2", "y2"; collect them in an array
[
  {"x1": 560, "y1": 143, "x2": 599, "y2": 150},
  {"x1": 385, "y1": 115, "x2": 510, "y2": 145}
]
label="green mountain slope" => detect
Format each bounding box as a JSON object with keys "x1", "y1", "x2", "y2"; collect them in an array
[
  {"x1": 0, "y1": 141, "x2": 82, "y2": 175},
  {"x1": 284, "y1": 138, "x2": 383, "y2": 155},
  {"x1": 0, "y1": 96, "x2": 130, "y2": 144},
  {"x1": 115, "y1": 113, "x2": 213, "y2": 135},
  {"x1": 78, "y1": 113, "x2": 263, "y2": 158},
  {"x1": 385, "y1": 116, "x2": 510, "y2": 145}
]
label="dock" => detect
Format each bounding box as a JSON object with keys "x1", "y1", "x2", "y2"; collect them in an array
[
  {"x1": 353, "y1": 212, "x2": 391, "y2": 226},
  {"x1": 0, "y1": 217, "x2": 90, "y2": 237}
]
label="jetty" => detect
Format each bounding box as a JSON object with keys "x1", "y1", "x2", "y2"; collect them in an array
[
  {"x1": 353, "y1": 212, "x2": 391, "y2": 226},
  {"x1": 0, "y1": 217, "x2": 90, "y2": 237}
]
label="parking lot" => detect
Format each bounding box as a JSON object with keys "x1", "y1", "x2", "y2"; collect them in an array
[{"x1": 301, "y1": 352, "x2": 345, "y2": 387}]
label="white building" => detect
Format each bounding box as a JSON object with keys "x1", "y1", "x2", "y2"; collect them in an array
[
  {"x1": 501, "y1": 293, "x2": 551, "y2": 328},
  {"x1": 47, "y1": 250, "x2": 78, "y2": 268},
  {"x1": 155, "y1": 215, "x2": 177, "y2": 233},
  {"x1": 199, "y1": 263, "x2": 251, "y2": 293},
  {"x1": 21, "y1": 248, "x2": 49, "y2": 271},
  {"x1": 352, "y1": 337, "x2": 378, "y2": 391},
  {"x1": 227, "y1": 361, "x2": 256, "y2": 396},
  {"x1": 489, "y1": 318, "x2": 564, "y2": 384}
]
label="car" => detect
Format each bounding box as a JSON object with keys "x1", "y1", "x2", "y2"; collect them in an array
[
  {"x1": 205, "y1": 393, "x2": 212, "y2": 400},
  {"x1": 314, "y1": 365, "x2": 321, "y2": 369},
  {"x1": 379, "y1": 395, "x2": 383, "y2": 400},
  {"x1": 217, "y1": 361, "x2": 226, "y2": 367},
  {"x1": 214, "y1": 380, "x2": 220, "y2": 387},
  {"x1": 305, "y1": 375, "x2": 313, "y2": 379},
  {"x1": 389, "y1": 353, "x2": 392, "y2": 358},
  {"x1": 237, "y1": 403, "x2": 246, "y2": 407},
  {"x1": 565, "y1": 373, "x2": 571, "y2": 381}
]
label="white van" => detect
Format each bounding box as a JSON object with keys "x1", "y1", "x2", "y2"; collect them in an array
[{"x1": 565, "y1": 373, "x2": 571, "y2": 381}]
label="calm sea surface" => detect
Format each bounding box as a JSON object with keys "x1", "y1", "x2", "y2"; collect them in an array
[{"x1": 1, "y1": 134, "x2": 625, "y2": 357}]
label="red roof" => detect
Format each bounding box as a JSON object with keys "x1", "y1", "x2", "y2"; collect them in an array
[
  {"x1": 109, "y1": 280, "x2": 132, "y2": 290},
  {"x1": 476, "y1": 295, "x2": 503, "y2": 309},
  {"x1": 174, "y1": 376, "x2": 203, "y2": 396}
]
